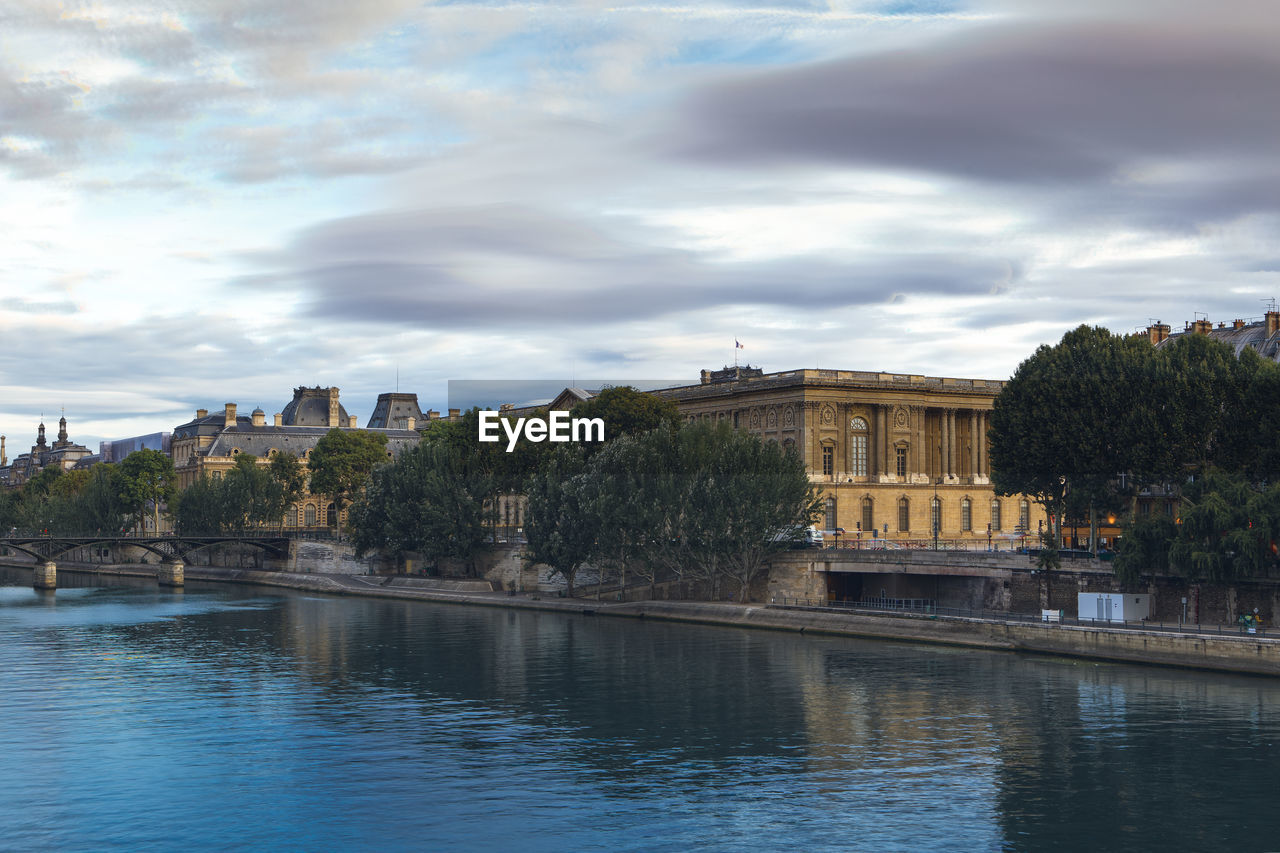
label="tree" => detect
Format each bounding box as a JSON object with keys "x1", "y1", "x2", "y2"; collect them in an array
[
  {"x1": 349, "y1": 441, "x2": 494, "y2": 572},
  {"x1": 268, "y1": 451, "x2": 308, "y2": 522},
  {"x1": 78, "y1": 464, "x2": 127, "y2": 535},
  {"x1": 307, "y1": 429, "x2": 390, "y2": 525},
  {"x1": 118, "y1": 449, "x2": 176, "y2": 534},
  {"x1": 569, "y1": 386, "x2": 680, "y2": 450},
  {"x1": 523, "y1": 446, "x2": 595, "y2": 597}
]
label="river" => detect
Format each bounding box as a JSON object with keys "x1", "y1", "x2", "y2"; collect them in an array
[{"x1": 1, "y1": 568, "x2": 1277, "y2": 851}]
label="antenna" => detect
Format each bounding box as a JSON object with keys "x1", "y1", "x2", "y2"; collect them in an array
[{"x1": 1264, "y1": 298, "x2": 1278, "y2": 313}]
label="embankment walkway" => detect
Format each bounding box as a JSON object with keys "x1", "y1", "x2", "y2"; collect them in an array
[{"x1": 10, "y1": 560, "x2": 1280, "y2": 678}]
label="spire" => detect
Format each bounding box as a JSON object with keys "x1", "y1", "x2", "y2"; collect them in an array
[{"x1": 57, "y1": 414, "x2": 68, "y2": 445}]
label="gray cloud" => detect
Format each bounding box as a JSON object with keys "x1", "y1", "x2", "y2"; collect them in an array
[
  {"x1": 243, "y1": 204, "x2": 1019, "y2": 328},
  {"x1": 670, "y1": 19, "x2": 1280, "y2": 194}
]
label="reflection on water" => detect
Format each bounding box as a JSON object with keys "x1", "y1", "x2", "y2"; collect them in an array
[{"x1": 1, "y1": 568, "x2": 1277, "y2": 851}]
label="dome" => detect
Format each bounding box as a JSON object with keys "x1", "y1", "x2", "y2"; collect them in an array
[{"x1": 280, "y1": 386, "x2": 349, "y2": 427}]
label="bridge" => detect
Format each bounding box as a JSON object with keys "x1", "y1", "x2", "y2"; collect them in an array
[{"x1": 0, "y1": 534, "x2": 291, "y2": 589}]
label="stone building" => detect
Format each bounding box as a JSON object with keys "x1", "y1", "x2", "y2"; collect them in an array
[
  {"x1": 2, "y1": 416, "x2": 94, "y2": 487},
  {"x1": 654, "y1": 365, "x2": 1046, "y2": 545},
  {"x1": 170, "y1": 386, "x2": 422, "y2": 528}
]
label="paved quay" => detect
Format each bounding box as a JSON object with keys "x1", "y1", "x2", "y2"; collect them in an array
[{"x1": 11, "y1": 560, "x2": 1280, "y2": 677}]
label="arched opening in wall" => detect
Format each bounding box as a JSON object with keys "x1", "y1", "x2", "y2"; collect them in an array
[
  {"x1": 326, "y1": 503, "x2": 338, "y2": 527},
  {"x1": 961, "y1": 497, "x2": 972, "y2": 532},
  {"x1": 991, "y1": 499, "x2": 1002, "y2": 532},
  {"x1": 824, "y1": 496, "x2": 837, "y2": 530},
  {"x1": 861, "y1": 496, "x2": 873, "y2": 535},
  {"x1": 898, "y1": 497, "x2": 910, "y2": 533},
  {"x1": 849, "y1": 417, "x2": 868, "y2": 477},
  {"x1": 304, "y1": 505, "x2": 317, "y2": 526}
]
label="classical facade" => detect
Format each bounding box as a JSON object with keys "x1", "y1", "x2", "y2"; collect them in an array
[
  {"x1": 171, "y1": 386, "x2": 422, "y2": 528},
  {"x1": 655, "y1": 366, "x2": 1045, "y2": 544}
]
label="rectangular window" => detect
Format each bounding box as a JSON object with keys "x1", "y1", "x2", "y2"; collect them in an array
[
  {"x1": 896, "y1": 447, "x2": 907, "y2": 478},
  {"x1": 851, "y1": 434, "x2": 867, "y2": 477},
  {"x1": 991, "y1": 501, "x2": 1002, "y2": 531},
  {"x1": 931, "y1": 499, "x2": 941, "y2": 535},
  {"x1": 898, "y1": 499, "x2": 910, "y2": 532},
  {"x1": 862, "y1": 499, "x2": 873, "y2": 533},
  {"x1": 961, "y1": 499, "x2": 971, "y2": 531},
  {"x1": 1020, "y1": 501, "x2": 1030, "y2": 532},
  {"x1": 825, "y1": 497, "x2": 837, "y2": 530},
  {"x1": 822, "y1": 445, "x2": 833, "y2": 476}
]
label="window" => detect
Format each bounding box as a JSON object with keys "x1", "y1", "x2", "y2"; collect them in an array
[
  {"x1": 850, "y1": 417, "x2": 868, "y2": 477},
  {"x1": 825, "y1": 497, "x2": 837, "y2": 530},
  {"x1": 990, "y1": 500, "x2": 1002, "y2": 531},
  {"x1": 1019, "y1": 500, "x2": 1030, "y2": 532},
  {"x1": 822, "y1": 445, "x2": 834, "y2": 476},
  {"x1": 290, "y1": 506, "x2": 299, "y2": 527},
  {"x1": 304, "y1": 505, "x2": 317, "y2": 526},
  {"x1": 898, "y1": 497, "x2": 910, "y2": 532},
  {"x1": 961, "y1": 498, "x2": 972, "y2": 531},
  {"x1": 861, "y1": 497, "x2": 873, "y2": 533},
  {"x1": 896, "y1": 446, "x2": 907, "y2": 478},
  {"x1": 931, "y1": 497, "x2": 941, "y2": 535}
]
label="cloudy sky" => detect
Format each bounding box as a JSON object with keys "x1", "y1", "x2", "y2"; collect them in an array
[{"x1": 2, "y1": 0, "x2": 1278, "y2": 448}]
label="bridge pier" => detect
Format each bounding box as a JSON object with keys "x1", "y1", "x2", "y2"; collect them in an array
[
  {"x1": 157, "y1": 560, "x2": 184, "y2": 588},
  {"x1": 33, "y1": 561, "x2": 56, "y2": 590}
]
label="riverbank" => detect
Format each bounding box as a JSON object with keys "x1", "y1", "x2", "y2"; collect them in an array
[{"x1": 11, "y1": 560, "x2": 1280, "y2": 677}]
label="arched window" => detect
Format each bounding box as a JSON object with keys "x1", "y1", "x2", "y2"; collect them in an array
[
  {"x1": 931, "y1": 497, "x2": 941, "y2": 535},
  {"x1": 961, "y1": 498, "x2": 972, "y2": 532},
  {"x1": 1019, "y1": 500, "x2": 1030, "y2": 533},
  {"x1": 304, "y1": 505, "x2": 317, "y2": 526},
  {"x1": 898, "y1": 497, "x2": 910, "y2": 532},
  {"x1": 849, "y1": 417, "x2": 868, "y2": 477},
  {"x1": 824, "y1": 497, "x2": 837, "y2": 530},
  {"x1": 326, "y1": 503, "x2": 338, "y2": 527},
  {"x1": 861, "y1": 496, "x2": 873, "y2": 534},
  {"x1": 991, "y1": 500, "x2": 1002, "y2": 532}
]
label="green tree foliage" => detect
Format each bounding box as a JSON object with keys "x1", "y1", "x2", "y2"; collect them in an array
[
  {"x1": 523, "y1": 446, "x2": 594, "y2": 596},
  {"x1": 524, "y1": 421, "x2": 818, "y2": 600},
  {"x1": 268, "y1": 451, "x2": 308, "y2": 518},
  {"x1": 349, "y1": 441, "x2": 493, "y2": 571},
  {"x1": 171, "y1": 474, "x2": 239, "y2": 534},
  {"x1": 117, "y1": 449, "x2": 176, "y2": 534},
  {"x1": 569, "y1": 386, "x2": 680, "y2": 449},
  {"x1": 307, "y1": 429, "x2": 390, "y2": 522}
]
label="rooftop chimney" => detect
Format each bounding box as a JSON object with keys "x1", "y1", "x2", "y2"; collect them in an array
[
  {"x1": 1146, "y1": 323, "x2": 1170, "y2": 345},
  {"x1": 348, "y1": 415, "x2": 358, "y2": 428},
  {"x1": 1267, "y1": 311, "x2": 1280, "y2": 337},
  {"x1": 328, "y1": 387, "x2": 341, "y2": 427},
  {"x1": 448, "y1": 408, "x2": 460, "y2": 419},
  {"x1": 224, "y1": 403, "x2": 237, "y2": 428},
  {"x1": 196, "y1": 408, "x2": 208, "y2": 419},
  {"x1": 406, "y1": 417, "x2": 416, "y2": 431},
  {"x1": 1192, "y1": 318, "x2": 1213, "y2": 335},
  {"x1": 252, "y1": 409, "x2": 265, "y2": 427},
  {"x1": 1234, "y1": 318, "x2": 1246, "y2": 330},
  {"x1": 274, "y1": 413, "x2": 283, "y2": 427},
  {"x1": 427, "y1": 410, "x2": 439, "y2": 420}
]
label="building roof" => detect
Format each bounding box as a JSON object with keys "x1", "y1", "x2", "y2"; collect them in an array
[
  {"x1": 281, "y1": 386, "x2": 349, "y2": 427},
  {"x1": 201, "y1": 425, "x2": 420, "y2": 459}
]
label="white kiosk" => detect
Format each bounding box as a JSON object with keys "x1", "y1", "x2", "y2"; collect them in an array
[{"x1": 1078, "y1": 593, "x2": 1150, "y2": 623}]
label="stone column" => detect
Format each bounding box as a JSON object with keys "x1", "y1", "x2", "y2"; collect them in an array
[
  {"x1": 874, "y1": 405, "x2": 885, "y2": 477},
  {"x1": 33, "y1": 561, "x2": 56, "y2": 590},
  {"x1": 942, "y1": 409, "x2": 952, "y2": 479},
  {"x1": 969, "y1": 410, "x2": 979, "y2": 481},
  {"x1": 157, "y1": 560, "x2": 185, "y2": 588}
]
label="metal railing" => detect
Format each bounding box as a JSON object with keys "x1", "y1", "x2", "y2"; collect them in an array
[{"x1": 769, "y1": 597, "x2": 1271, "y2": 638}]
